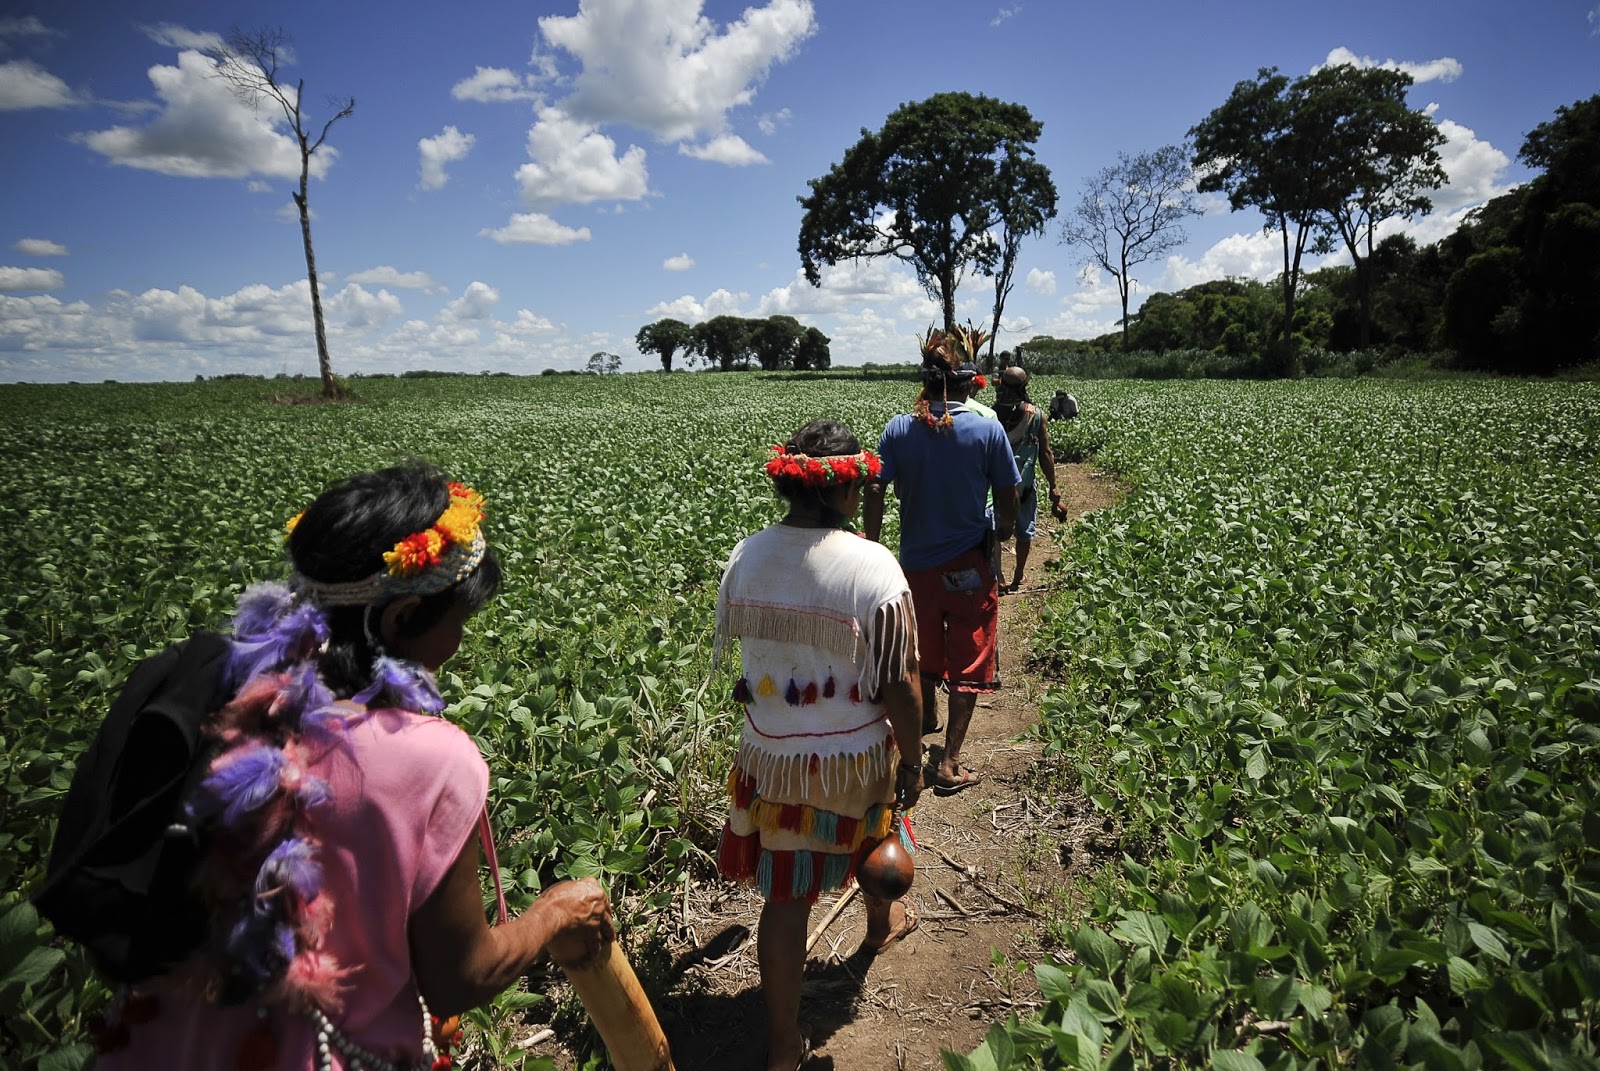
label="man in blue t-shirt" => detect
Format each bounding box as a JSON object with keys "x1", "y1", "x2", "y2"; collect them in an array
[{"x1": 865, "y1": 356, "x2": 1019, "y2": 796}]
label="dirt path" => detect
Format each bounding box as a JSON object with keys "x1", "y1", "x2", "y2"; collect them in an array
[{"x1": 607, "y1": 462, "x2": 1121, "y2": 1071}]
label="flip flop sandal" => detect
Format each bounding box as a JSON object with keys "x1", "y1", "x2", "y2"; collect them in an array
[
  {"x1": 864, "y1": 899, "x2": 920, "y2": 954},
  {"x1": 931, "y1": 765, "x2": 981, "y2": 796}
]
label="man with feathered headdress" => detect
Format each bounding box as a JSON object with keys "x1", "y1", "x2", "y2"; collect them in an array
[{"x1": 864, "y1": 324, "x2": 1020, "y2": 796}]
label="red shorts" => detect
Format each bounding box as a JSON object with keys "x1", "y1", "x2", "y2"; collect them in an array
[{"x1": 904, "y1": 546, "x2": 999, "y2": 693}]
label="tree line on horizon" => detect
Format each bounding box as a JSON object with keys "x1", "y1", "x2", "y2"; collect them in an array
[
  {"x1": 633, "y1": 315, "x2": 832, "y2": 372},
  {"x1": 786, "y1": 79, "x2": 1599, "y2": 379}
]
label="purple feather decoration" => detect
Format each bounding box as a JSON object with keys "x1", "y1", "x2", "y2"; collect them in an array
[
  {"x1": 297, "y1": 775, "x2": 331, "y2": 810},
  {"x1": 224, "y1": 637, "x2": 287, "y2": 693},
  {"x1": 257, "y1": 837, "x2": 322, "y2": 902},
  {"x1": 226, "y1": 910, "x2": 290, "y2": 982},
  {"x1": 200, "y1": 743, "x2": 287, "y2": 827},
  {"x1": 231, "y1": 582, "x2": 297, "y2": 641},
  {"x1": 353, "y1": 656, "x2": 444, "y2": 713},
  {"x1": 224, "y1": 595, "x2": 330, "y2": 692}
]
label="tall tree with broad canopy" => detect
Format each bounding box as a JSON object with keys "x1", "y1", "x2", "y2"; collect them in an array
[
  {"x1": 1191, "y1": 68, "x2": 1337, "y2": 375},
  {"x1": 1060, "y1": 145, "x2": 1199, "y2": 352},
  {"x1": 795, "y1": 326, "x2": 831, "y2": 370},
  {"x1": 209, "y1": 28, "x2": 354, "y2": 399},
  {"x1": 797, "y1": 92, "x2": 1056, "y2": 336},
  {"x1": 749, "y1": 315, "x2": 807, "y2": 370},
  {"x1": 691, "y1": 315, "x2": 754, "y2": 371},
  {"x1": 635, "y1": 318, "x2": 693, "y2": 372},
  {"x1": 1294, "y1": 64, "x2": 1445, "y2": 349}
]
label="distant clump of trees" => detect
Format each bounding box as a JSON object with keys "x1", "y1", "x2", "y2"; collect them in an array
[
  {"x1": 1024, "y1": 90, "x2": 1599, "y2": 378},
  {"x1": 634, "y1": 314, "x2": 831, "y2": 372}
]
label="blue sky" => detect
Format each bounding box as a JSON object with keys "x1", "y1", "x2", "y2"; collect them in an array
[{"x1": 1, "y1": 1, "x2": 1596, "y2": 381}]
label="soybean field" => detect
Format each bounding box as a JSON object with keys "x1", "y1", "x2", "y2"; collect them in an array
[{"x1": 0, "y1": 373, "x2": 1595, "y2": 1070}]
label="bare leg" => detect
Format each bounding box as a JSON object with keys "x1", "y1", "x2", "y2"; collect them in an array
[
  {"x1": 920, "y1": 671, "x2": 942, "y2": 735},
  {"x1": 758, "y1": 898, "x2": 811, "y2": 1071},
  {"x1": 939, "y1": 689, "x2": 978, "y2": 781},
  {"x1": 1010, "y1": 534, "x2": 1031, "y2": 591}
]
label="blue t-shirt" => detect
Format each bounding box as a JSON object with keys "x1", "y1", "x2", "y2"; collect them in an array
[{"x1": 877, "y1": 403, "x2": 1020, "y2": 572}]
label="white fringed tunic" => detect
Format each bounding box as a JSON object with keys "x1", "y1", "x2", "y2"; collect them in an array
[{"x1": 714, "y1": 524, "x2": 917, "y2": 903}]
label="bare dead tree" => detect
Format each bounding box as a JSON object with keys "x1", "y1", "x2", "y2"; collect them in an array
[
  {"x1": 1061, "y1": 145, "x2": 1199, "y2": 353},
  {"x1": 210, "y1": 28, "x2": 354, "y2": 398}
]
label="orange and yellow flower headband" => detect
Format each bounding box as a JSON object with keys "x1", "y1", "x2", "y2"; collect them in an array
[
  {"x1": 285, "y1": 482, "x2": 488, "y2": 606},
  {"x1": 764, "y1": 445, "x2": 883, "y2": 489}
]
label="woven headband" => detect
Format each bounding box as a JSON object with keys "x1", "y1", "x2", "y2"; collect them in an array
[{"x1": 285, "y1": 482, "x2": 488, "y2": 607}]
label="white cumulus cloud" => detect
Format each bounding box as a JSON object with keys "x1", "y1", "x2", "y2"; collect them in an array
[
  {"x1": 537, "y1": 0, "x2": 817, "y2": 144},
  {"x1": 1026, "y1": 268, "x2": 1056, "y2": 295},
  {"x1": 441, "y1": 281, "x2": 500, "y2": 322},
  {"x1": 480, "y1": 212, "x2": 593, "y2": 245},
  {"x1": 14, "y1": 238, "x2": 67, "y2": 256},
  {"x1": 663, "y1": 254, "x2": 694, "y2": 271},
  {"x1": 0, "y1": 266, "x2": 65, "y2": 291},
  {"x1": 515, "y1": 107, "x2": 650, "y2": 209},
  {"x1": 329, "y1": 283, "x2": 403, "y2": 328},
  {"x1": 757, "y1": 107, "x2": 791, "y2": 136},
  {"x1": 76, "y1": 49, "x2": 331, "y2": 180},
  {"x1": 679, "y1": 134, "x2": 767, "y2": 165},
  {"x1": 0, "y1": 59, "x2": 79, "y2": 110},
  {"x1": 418, "y1": 125, "x2": 475, "y2": 190},
  {"x1": 1317, "y1": 47, "x2": 1462, "y2": 84},
  {"x1": 646, "y1": 287, "x2": 746, "y2": 323},
  {"x1": 139, "y1": 23, "x2": 224, "y2": 52},
  {"x1": 345, "y1": 266, "x2": 442, "y2": 292},
  {"x1": 451, "y1": 66, "x2": 544, "y2": 104},
  {"x1": 1430, "y1": 116, "x2": 1514, "y2": 212}
]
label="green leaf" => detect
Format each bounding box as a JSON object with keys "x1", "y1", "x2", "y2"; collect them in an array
[
  {"x1": 38, "y1": 1045, "x2": 94, "y2": 1071},
  {"x1": 1467, "y1": 923, "x2": 1512, "y2": 965},
  {"x1": 1036, "y1": 962, "x2": 1075, "y2": 1003},
  {"x1": 1253, "y1": 972, "x2": 1297, "y2": 1019},
  {"x1": 0, "y1": 946, "x2": 64, "y2": 990},
  {"x1": 1111, "y1": 911, "x2": 1171, "y2": 955},
  {"x1": 1212, "y1": 1051, "x2": 1268, "y2": 1071},
  {"x1": 1074, "y1": 923, "x2": 1125, "y2": 975},
  {"x1": 1448, "y1": 956, "x2": 1487, "y2": 994}
]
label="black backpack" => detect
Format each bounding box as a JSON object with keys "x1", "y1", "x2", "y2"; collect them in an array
[{"x1": 32, "y1": 631, "x2": 231, "y2": 984}]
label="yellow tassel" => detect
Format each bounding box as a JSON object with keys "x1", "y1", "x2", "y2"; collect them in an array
[{"x1": 757, "y1": 674, "x2": 776, "y2": 697}]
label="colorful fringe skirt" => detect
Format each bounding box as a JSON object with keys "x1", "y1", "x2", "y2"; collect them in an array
[{"x1": 717, "y1": 762, "x2": 917, "y2": 904}]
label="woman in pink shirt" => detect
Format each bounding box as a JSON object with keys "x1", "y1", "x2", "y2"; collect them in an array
[{"x1": 94, "y1": 464, "x2": 612, "y2": 1070}]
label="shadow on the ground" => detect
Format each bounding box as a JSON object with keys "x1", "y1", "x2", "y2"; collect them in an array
[{"x1": 652, "y1": 923, "x2": 881, "y2": 1070}]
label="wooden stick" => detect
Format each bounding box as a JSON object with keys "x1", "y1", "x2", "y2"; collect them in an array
[
  {"x1": 549, "y1": 936, "x2": 675, "y2": 1071},
  {"x1": 805, "y1": 884, "x2": 860, "y2": 954}
]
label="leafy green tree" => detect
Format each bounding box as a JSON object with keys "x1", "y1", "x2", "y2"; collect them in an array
[
  {"x1": 797, "y1": 92, "x2": 1056, "y2": 333},
  {"x1": 795, "y1": 326, "x2": 831, "y2": 371},
  {"x1": 635, "y1": 318, "x2": 693, "y2": 372},
  {"x1": 210, "y1": 28, "x2": 354, "y2": 399},
  {"x1": 1293, "y1": 65, "x2": 1445, "y2": 348},
  {"x1": 1192, "y1": 68, "x2": 1335, "y2": 375},
  {"x1": 692, "y1": 315, "x2": 753, "y2": 371},
  {"x1": 1061, "y1": 145, "x2": 1199, "y2": 352},
  {"x1": 749, "y1": 316, "x2": 806, "y2": 371},
  {"x1": 585, "y1": 351, "x2": 621, "y2": 375},
  {"x1": 1442, "y1": 247, "x2": 1526, "y2": 370},
  {"x1": 1513, "y1": 96, "x2": 1600, "y2": 369},
  {"x1": 1439, "y1": 95, "x2": 1600, "y2": 371}
]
